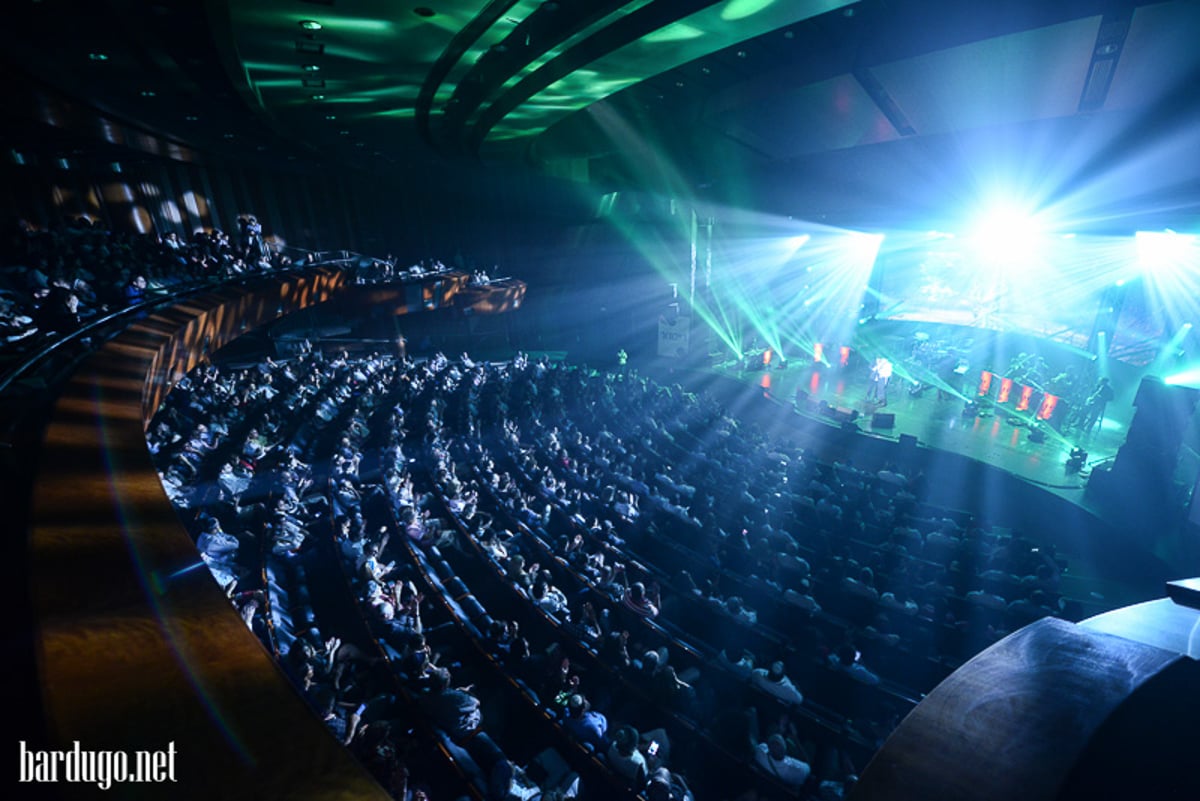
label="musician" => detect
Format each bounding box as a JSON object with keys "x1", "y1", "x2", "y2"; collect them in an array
[
  {"x1": 936, "y1": 350, "x2": 966, "y2": 400},
  {"x1": 1081, "y1": 377, "x2": 1115, "y2": 433},
  {"x1": 867, "y1": 357, "x2": 893, "y2": 405}
]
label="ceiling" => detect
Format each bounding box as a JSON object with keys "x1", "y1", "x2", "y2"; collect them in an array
[{"x1": 3, "y1": 0, "x2": 1200, "y2": 231}]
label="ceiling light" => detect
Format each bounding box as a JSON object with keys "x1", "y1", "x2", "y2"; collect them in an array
[
  {"x1": 298, "y1": 20, "x2": 322, "y2": 31},
  {"x1": 140, "y1": 90, "x2": 156, "y2": 97},
  {"x1": 185, "y1": 115, "x2": 199, "y2": 121},
  {"x1": 223, "y1": 133, "x2": 235, "y2": 139},
  {"x1": 88, "y1": 52, "x2": 109, "y2": 61},
  {"x1": 310, "y1": 94, "x2": 326, "y2": 101},
  {"x1": 302, "y1": 64, "x2": 320, "y2": 72},
  {"x1": 325, "y1": 114, "x2": 337, "y2": 120},
  {"x1": 339, "y1": 130, "x2": 350, "y2": 135}
]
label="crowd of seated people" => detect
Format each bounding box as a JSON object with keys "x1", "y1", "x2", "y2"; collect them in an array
[
  {"x1": 150, "y1": 343, "x2": 1081, "y2": 800},
  {"x1": 352, "y1": 255, "x2": 512, "y2": 287},
  {"x1": 0, "y1": 216, "x2": 305, "y2": 347},
  {"x1": 355, "y1": 256, "x2": 457, "y2": 284}
]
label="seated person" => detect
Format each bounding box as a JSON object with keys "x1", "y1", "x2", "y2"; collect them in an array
[
  {"x1": 606, "y1": 725, "x2": 648, "y2": 787},
  {"x1": 751, "y1": 661, "x2": 804, "y2": 706},
  {"x1": 419, "y1": 667, "x2": 482, "y2": 741},
  {"x1": 754, "y1": 734, "x2": 810, "y2": 789},
  {"x1": 563, "y1": 694, "x2": 608, "y2": 752},
  {"x1": 623, "y1": 580, "x2": 660, "y2": 619},
  {"x1": 828, "y1": 644, "x2": 881, "y2": 686},
  {"x1": 531, "y1": 578, "x2": 570, "y2": 618},
  {"x1": 646, "y1": 766, "x2": 695, "y2": 801}
]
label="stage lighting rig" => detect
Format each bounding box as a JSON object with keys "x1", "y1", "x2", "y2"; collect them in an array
[{"x1": 1066, "y1": 447, "x2": 1088, "y2": 473}]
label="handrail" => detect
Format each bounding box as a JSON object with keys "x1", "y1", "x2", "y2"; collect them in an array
[{"x1": 0, "y1": 262, "x2": 351, "y2": 398}]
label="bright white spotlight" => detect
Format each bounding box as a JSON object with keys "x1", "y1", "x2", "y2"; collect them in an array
[
  {"x1": 1136, "y1": 230, "x2": 1197, "y2": 273},
  {"x1": 970, "y1": 202, "x2": 1046, "y2": 266},
  {"x1": 845, "y1": 232, "x2": 884, "y2": 264}
]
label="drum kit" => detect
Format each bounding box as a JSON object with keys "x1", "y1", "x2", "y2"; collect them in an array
[{"x1": 907, "y1": 331, "x2": 969, "y2": 396}]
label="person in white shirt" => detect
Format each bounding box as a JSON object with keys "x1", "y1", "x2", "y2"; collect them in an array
[
  {"x1": 867, "y1": 356, "x2": 893, "y2": 404},
  {"x1": 751, "y1": 661, "x2": 804, "y2": 706}
]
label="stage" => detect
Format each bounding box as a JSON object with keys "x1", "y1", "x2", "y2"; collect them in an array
[
  {"x1": 728, "y1": 357, "x2": 1127, "y2": 502},
  {"x1": 648, "y1": 340, "x2": 1132, "y2": 520},
  {"x1": 650, "y1": 317, "x2": 1161, "y2": 511}
]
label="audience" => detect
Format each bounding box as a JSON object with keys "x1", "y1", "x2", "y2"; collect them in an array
[{"x1": 149, "y1": 338, "x2": 1082, "y2": 801}]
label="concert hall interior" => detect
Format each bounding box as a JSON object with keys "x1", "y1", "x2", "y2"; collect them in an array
[{"x1": 5, "y1": 1, "x2": 1200, "y2": 800}]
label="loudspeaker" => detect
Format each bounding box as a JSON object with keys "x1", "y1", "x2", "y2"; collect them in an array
[
  {"x1": 871, "y1": 412, "x2": 895, "y2": 428},
  {"x1": 833, "y1": 406, "x2": 858, "y2": 424},
  {"x1": 898, "y1": 433, "x2": 918, "y2": 450}
]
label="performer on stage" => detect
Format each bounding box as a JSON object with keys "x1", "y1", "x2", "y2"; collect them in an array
[
  {"x1": 867, "y1": 356, "x2": 893, "y2": 405},
  {"x1": 1081, "y1": 377, "x2": 1115, "y2": 434}
]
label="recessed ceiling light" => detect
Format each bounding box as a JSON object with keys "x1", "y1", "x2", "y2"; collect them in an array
[
  {"x1": 325, "y1": 114, "x2": 337, "y2": 120},
  {"x1": 339, "y1": 130, "x2": 350, "y2": 135},
  {"x1": 302, "y1": 64, "x2": 320, "y2": 72},
  {"x1": 413, "y1": 7, "x2": 435, "y2": 18},
  {"x1": 310, "y1": 94, "x2": 326, "y2": 101},
  {"x1": 140, "y1": 90, "x2": 156, "y2": 97},
  {"x1": 88, "y1": 52, "x2": 109, "y2": 61},
  {"x1": 298, "y1": 19, "x2": 322, "y2": 31},
  {"x1": 185, "y1": 114, "x2": 199, "y2": 121},
  {"x1": 736, "y1": 50, "x2": 747, "y2": 58},
  {"x1": 223, "y1": 133, "x2": 235, "y2": 139}
]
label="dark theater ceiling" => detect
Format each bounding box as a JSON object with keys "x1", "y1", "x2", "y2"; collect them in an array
[{"x1": 3, "y1": 0, "x2": 1200, "y2": 230}]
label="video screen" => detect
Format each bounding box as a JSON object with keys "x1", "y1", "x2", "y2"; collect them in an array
[{"x1": 874, "y1": 235, "x2": 1166, "y2": 362}]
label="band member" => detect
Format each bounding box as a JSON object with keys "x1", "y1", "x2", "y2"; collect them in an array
[
  {"x1": 867, "y1": 356, "x2": 893, "y2": 405},
  {"x1": 1081, "y1": 377, "x2": 1114, "y2": 433}
]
